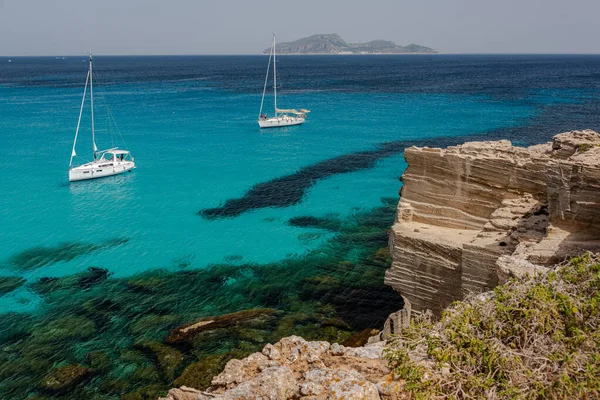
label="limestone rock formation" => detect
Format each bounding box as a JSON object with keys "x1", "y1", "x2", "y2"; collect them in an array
[
  {"x1": 159, "y1": 336, "x2": 401, "y2": 400},
  {"x1": 386, "y1": 130, "x2": 600, "y2": 314}
]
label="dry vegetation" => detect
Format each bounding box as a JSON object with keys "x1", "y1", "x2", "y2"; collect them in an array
[{"x1": 384, "y1": 253, "x2": 600, "y2": 399}]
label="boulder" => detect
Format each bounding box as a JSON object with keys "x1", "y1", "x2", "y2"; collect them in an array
[{"x1": 166, "y1": 308, "x2": 278, "y2": 344}]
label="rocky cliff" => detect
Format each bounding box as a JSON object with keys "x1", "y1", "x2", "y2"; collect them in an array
[{"x1": 386, "y1": 129, "x2": 600, "y2": 314}]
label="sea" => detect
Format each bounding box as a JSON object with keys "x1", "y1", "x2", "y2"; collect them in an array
[{"x1": 1, "y1": 54, "x2": 599, "y2": 399}]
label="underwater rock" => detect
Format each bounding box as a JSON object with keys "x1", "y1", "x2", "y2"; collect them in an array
[
  {"x1": 132, "y1": 363, "x2": 161, "y2": 382},
  {"x1": 174, "y1": 354, "x2": 232, "y2": 390},
  {"x1": 0, "y1": 276, "x2": 26, "y2": 296},
  {"x1": 223, "y1": 255, "x2": 243, "y2": 263},
  {"x1": 31, "y1": 315, "x2": 95, "y2": 342},
  {"x1": 198, "y1": 141, "x2": 410, "y2": 219},
  {"x1": 120, "y1": 384, "x2": 165, "y2": 400},
  {"x1": 80, "y1": 297, "x2": 121, "y2": 324},
  {"x1": 288, "y1": 215, "x2": 342, "y2": 231},
  {"x1": 40, "y1": 364, "x2": 91, "y2": 392},
  {"x1": 297, "y1": 232, "x2": 324, "y2": 245},
  {"x1": 99, "y1": 378, "x2": 133, "y2": 395},
  {"x1": 135, "y1": 341, "x2": 184, "y2": 381},
  {"x1": 8, "y1": 238, "x2": 128, "y2": 271},
  {"x1": 129, "y1": 314, "x2": 182, "y2": 336},
  {"x1": 0, "y1": 312, "x2": 33, "y2": 343},
  {"x1": 77, "y1": 267, "x2": 111, "y2": 290},
  {"x1": 126, "y1": 272, "x2": 170, "y2": 293},
  {"x1": 119, "y1": 348, "x2": 148, "y2": 366},
  {"x1": 85, "y1": 351, "x2": 112, "y2": 373},
  {"x1": 31, "y1": 267, "x2": 111, "y2": 296},
  {"x1": 166, "y1": 309, "x2": 278, "y2": 345}
]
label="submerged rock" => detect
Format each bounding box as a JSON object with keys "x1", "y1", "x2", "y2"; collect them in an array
[
  {"x1": 166, "y1": 309, "x2": 278, "y2": 345},
  {"x1": 135, "y1": 341, "x2": 184, "y2": 380},
  {"x1": 31, "y1": 315, "x2": 95, "y2": 342},
  {"x1": 126, "y1": 272, "x2": 169, "y2": 293},
  {"x1": 40, "y1": 364, "x2": 91, "y2": 392},
  {"x1": 174, "y1": 354, "x2": 231, "y2": 390},
  {"x1": 0, "y1": 276, "x2": 26, "y2": 296},
  {"x1": 0, "y1": 312, "x2": 33, "y2": 343},
  {"x1": 31, "y1": 267, "x2": 111, "y2": 297},
  {"x1": 8, "y1": 238, "x2": 128, "y2": 271},
  {"x1": 85, "y1": 351, "x2": 112, "y2": 373},
  {"x1": 128, "y1": 313, "x2": 181, "y2": 336},
  {"x1": 288, "y1": 215, "x2": 343, "y2": 231},
  {"x1": 120, "y1": 384, "x2": 164, "y2": 400}
]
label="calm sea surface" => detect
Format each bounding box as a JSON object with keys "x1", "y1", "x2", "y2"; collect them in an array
[{"x1": 1, "y1": 55, "x2": 599, "y2": 398}]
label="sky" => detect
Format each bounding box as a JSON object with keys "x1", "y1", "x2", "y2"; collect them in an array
[{"x1": 0, "y1": 0, "x2": 599, "y2": 56}]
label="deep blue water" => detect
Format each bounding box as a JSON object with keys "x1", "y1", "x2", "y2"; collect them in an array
[{"x1": 1, "y1": 55, "x2": 600, "y2": 399}]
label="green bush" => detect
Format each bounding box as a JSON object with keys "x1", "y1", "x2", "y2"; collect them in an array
[{"x1": 384, "y1": 253, "x2": 600, "y2": 399}]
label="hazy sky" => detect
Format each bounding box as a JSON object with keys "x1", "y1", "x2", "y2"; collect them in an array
[{"x1": 0, "y1": 0, "x2": 599, "y2": 55}]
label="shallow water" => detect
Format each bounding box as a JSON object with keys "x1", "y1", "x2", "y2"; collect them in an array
[{"x1": 1, "y1": 55, "x2": 600, "y2": 398}]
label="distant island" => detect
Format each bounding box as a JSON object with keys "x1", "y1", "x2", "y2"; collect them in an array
[{"x1": 262, "y1": 33, "x2": 437, "y2": 55}]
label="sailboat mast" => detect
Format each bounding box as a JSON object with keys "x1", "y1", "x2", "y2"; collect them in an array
[
  {"x1": 89, "y1": 54, "x2": 97, "y2": 159},
  {"x1": 70, "y1": 70, "x2": 90, "y2": 167},
  {"x1": 259, "y1": 39, "x2": 273, "y2": 119},
  {"x1": 273, "y1": 33, "x2": 277, "y2": 116}
]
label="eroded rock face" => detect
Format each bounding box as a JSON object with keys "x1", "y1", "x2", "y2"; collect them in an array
[
  {"x1": 386, "y1": 130, "x2": 600, "y2": 314},
  {"x1": 160, "y1": 335, "x2": 399, "y2": 400}
]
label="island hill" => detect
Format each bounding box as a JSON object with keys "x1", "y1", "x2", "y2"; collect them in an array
[{"x1": 263, "y1": 33, "x2": 437, "y2": 55}]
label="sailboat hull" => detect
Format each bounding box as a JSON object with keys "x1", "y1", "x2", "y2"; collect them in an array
[
  {"x1": 69, "y1": 160, "x2": 135, "y2": 182},
  {"x1": 258, "y1": 116, "x2": 305, "y2": 129}
]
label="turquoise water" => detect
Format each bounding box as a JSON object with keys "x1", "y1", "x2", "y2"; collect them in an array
[
  {"x1": 0, "y1": 71, "x2": 535, "y2": 311},
  {"x1": 1, "y1": 55, "x2": 600, "y2": 399}
]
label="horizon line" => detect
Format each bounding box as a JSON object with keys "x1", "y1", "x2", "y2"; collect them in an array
[{"x1": 2, "y1": 52, "x2": 600, "y2": 58}]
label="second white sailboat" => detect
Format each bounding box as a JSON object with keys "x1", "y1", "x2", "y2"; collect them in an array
[{"x1": 258, "y1": 34, "x2": 310, "y2": 128}]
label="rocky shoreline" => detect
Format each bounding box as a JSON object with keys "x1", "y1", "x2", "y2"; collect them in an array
[
  {"x1": 162, "y1": 130, "x2": 600, "y2": 399},
  {"x1": 161, "y1": 336, "x2": 396, "y2": 400}
]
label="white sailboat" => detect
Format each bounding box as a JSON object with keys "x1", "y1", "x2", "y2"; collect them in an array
[
  {"x1": 258, "y1": 34, "x2": 310, "y2": 128},
  {"x1": 69, "y1": 54, "x2": 135, "y2": 182}
]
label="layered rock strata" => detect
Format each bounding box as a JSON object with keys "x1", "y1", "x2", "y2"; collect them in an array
[
  {"x1": 159, "y1": 336, "x2": 402, "y2": 400},
  {"x1": 386, "y1": 130, "x2": 600, "y2": 314}
]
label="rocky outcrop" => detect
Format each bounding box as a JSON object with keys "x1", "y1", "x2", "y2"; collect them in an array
[
  {"x1": 159, "y1": 336, "x2": 402, "y2": 400},
  {"x1": 386, "y1": 130, "x2": 600, "y2": 314},
  {"x1": 166, "y1": 309, "x2": 278, "y2": 344}
]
